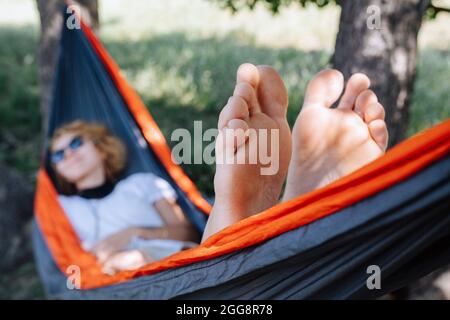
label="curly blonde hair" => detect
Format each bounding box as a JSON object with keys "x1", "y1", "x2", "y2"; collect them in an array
[{"x1": 50, "y1": 120, "x2": 126, "y2": 194}]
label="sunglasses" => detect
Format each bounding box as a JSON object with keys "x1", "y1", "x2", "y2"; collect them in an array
[{"x1": 51, "y1": 136, "x2": 84, "y2": 164}]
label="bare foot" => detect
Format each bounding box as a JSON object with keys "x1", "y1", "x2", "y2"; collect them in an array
[
  {"x1": 202, "y1": 63, "x2": 291, "y2": 242},
  {"x1": 283, "y1": 69, "x2": 388, "y2": 201}
]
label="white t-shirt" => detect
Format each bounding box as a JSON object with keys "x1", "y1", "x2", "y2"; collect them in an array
[{"x1": 58, "y1": 172, "x2": 197, "y2": 261}]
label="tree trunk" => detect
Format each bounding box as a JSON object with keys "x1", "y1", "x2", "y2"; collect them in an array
[
  {"x1": 35, "y1": 0, "x2": 99, "y2": 135},
  {"x1": 332, "y1": 0, "x2": 430, "y2": 147}
]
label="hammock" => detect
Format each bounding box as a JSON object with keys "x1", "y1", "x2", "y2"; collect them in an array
[{"x1": 32, "y1": 10, "x2": 450, "y2": 299}]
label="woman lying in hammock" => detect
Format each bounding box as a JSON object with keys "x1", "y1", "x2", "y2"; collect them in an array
[{"x1": 50, "y1": 121, "x2": 200, "y2": 275}]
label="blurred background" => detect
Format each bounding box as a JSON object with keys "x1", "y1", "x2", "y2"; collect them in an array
[{"x1": 0, "y1": 0, "x2": 449, "y2": 299}]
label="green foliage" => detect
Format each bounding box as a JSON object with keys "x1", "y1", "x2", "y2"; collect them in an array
[
  {"x1": 215, "y1": 0, "x2": 446, "y2": 20},
  {"x1": 217, "y1": 0, "x2": 335, "y2": 13},
  {"x1": 425, "y1": 3, "x2": 450, "y2": 20}
]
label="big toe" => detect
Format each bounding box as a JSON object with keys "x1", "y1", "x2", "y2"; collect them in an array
[
  {"x1": 237, "y1": 63, "x2": 260, "y2": 88},
  {"x1": 303, "y1": 69, "x2": 344, "y2": 109},
  {"x1": 255, "y1": 65, "x2": 289, "y2": 119}
]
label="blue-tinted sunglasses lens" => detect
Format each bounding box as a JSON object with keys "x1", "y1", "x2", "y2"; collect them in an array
[
  {"x1": 69, "y1": 136, "x2": 83, "y2": 150},
  {"x1": 50, "y1": 136, "x2": 83, "y2": 163},
  {"x1": 51, "y1": 150, "x2": 65, "y2": 164}
]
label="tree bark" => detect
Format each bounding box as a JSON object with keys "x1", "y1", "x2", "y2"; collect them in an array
[
  {"x1": 35, "y1": 0, "x2": 99, "y2": 135},
  {"x1": 332, "y1": 0, "x2": 430, "y2": 147}
]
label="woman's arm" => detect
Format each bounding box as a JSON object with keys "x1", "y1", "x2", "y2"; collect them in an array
[
  {"x1": 94, "y1": 224, "x2": 198, "y2": 263},
  {"x1": 112, "y1": 198, "x2": 200, "y2": 243},
  {"x1": 133, "y1": 224, "x2": 200, "y2": 243},
  {"x1": 93, "y1": 198, "x2": 199, "y2": 262},
  {"x1": 138, "y1": 198, "x2": 200, "y2": 243},
  {"x1": 154, "y1": 197, "x2": 187, "y2": 225}
]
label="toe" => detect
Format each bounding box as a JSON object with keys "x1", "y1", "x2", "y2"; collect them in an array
[
  {"x1": 218, "y1": 96, "x2": 250, "y2": 130},
  {"x1": 225, "y1": 119, "x2": 249, "y2": 151},
  {"x1": 237, "y1": 63, "x2": 260, "y2": 88},
  {"x1": 363, "y1": 102, "x2": 385, "y2": 123},
  {"x1": 256, "y1": 65, "x2": 289, "y2": 118},
  {"x1": 224, "y1": 118, "x2": 250, "y2": 150},
  {"x1": 216, "y1": 117, "x2": 250, "y2": 160},
  {"x1": 234, "y1": 82, "x2": 260, "y2": 113},
  {"x1": 368, "y1": 119, "x2": 388, "y2": 151},
  {"x1": 217, "y1": 96, "x2": 251, "y2": 156},
  {"x1": 303, "y1": 68, "x2": 344, "y2": 109},
  {"x1": 337, "y1": 73, "x2": 370, "y2": 110},
  {"x1": 355, "y1": 89, "x2": 378, "y2": 118}
]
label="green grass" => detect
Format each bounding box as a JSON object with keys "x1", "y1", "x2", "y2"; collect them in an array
[
  {"x1": 409, "y1": 49, "x2": 450, "y2": 136},
  {"x1": 0, "y1": 262, "x2": 45, "y2": 299},
  {"x1": 0, "y1": 27, "x2": 41, "y2": 181}
]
